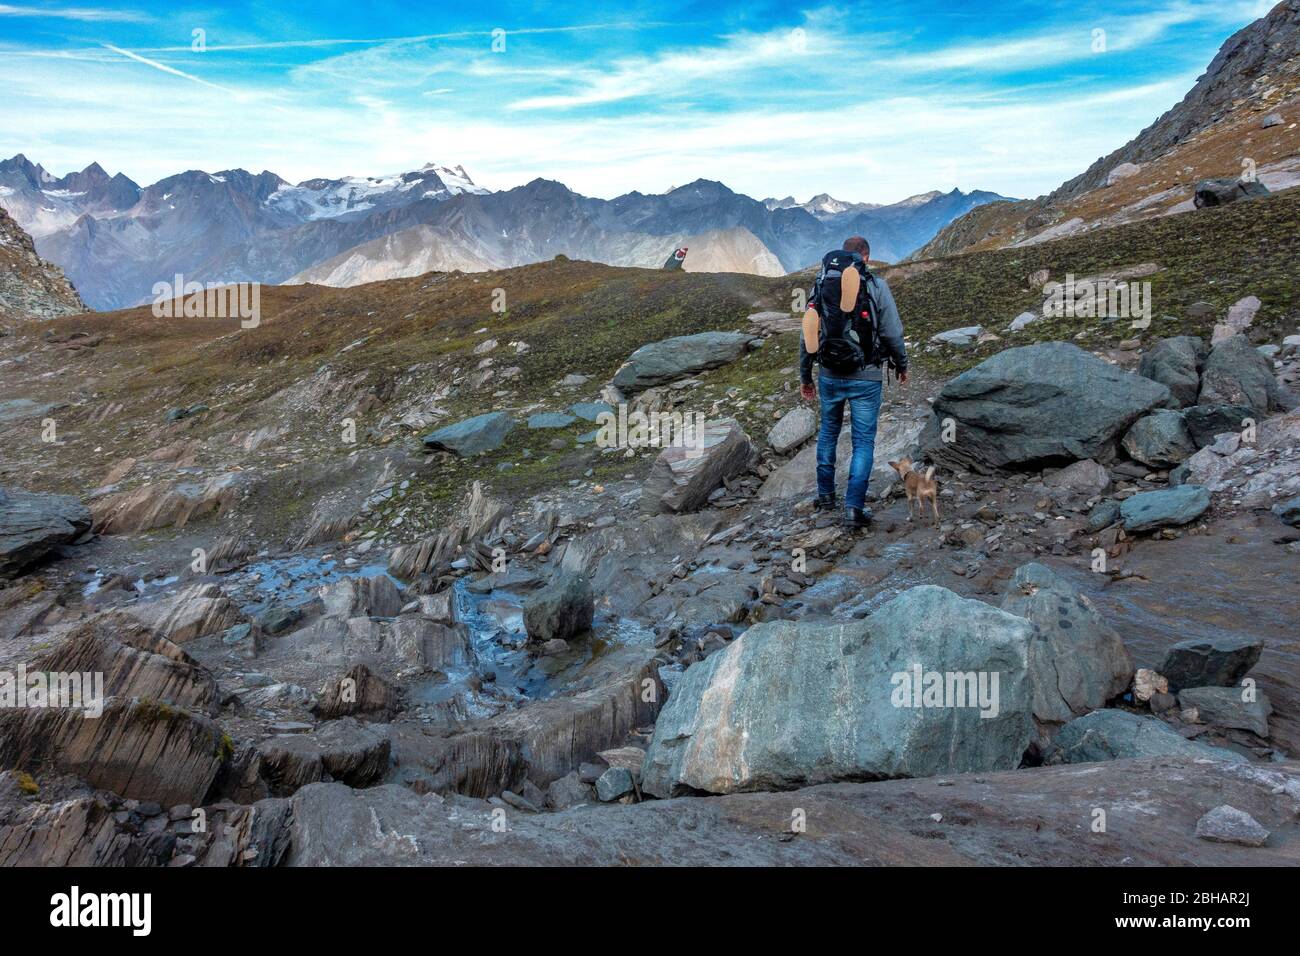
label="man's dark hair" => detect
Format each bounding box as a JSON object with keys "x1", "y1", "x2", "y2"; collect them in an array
[{"x1": 843, "y1": 236, "x2": 870, "y2": 258}]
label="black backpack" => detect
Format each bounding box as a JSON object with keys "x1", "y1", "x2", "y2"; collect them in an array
[{"x1": 813, "y1": 250, "x2": 879, "y2": 375}]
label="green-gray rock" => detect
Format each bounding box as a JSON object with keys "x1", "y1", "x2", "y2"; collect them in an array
[
  {"x1": 421, "y1": 411, "x2": 516, "y2": 456},
  {"x1": 920, "y1": 342, "x2": 1171, "y2": 473},
  {"x1": 1138, "y1": 336, "x2": 1205, "y2": 407},
  {"x1": 1121, "y1": 409, "x2": 1196, "y2": 467},
  {"x1": 1119, "y1": 484, "x2": 1210, "y2": 531},
  {"x1": 1178, "y1": 686, "x2": 1271, "y2": 737},
  {"x1": 1046, "y1": 710, "x2": 1242, "y2": 764},
  {"x1": 612, "y1": 332, "x2": 756, "y2": 393},
  {"x1": 1000, "y1": 563, "x2": 1133, "y2": 741},
  {"x1": 640, "y1": 585, "x2": 1034, "y2": 797}
]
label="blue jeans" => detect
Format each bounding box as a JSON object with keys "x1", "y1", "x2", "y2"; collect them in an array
[{"x1": 816, "y1": 374, "x2": 882, "y2": 509}]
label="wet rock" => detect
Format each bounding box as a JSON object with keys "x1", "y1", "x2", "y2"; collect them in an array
[
  {"x1": 1195, "y1": 805, "x2": 1269, "y2": 847},
  {"x1": 641, "y1": 585, "x2": 1034, "y2": 797},
  {"x1": 1193, "y1": 178, "x2": 1270, "y2": 208},
  {"x1": 767, "y1": 406, "x2": 816, "y2": 454},
  {"x1": 313, "y1": 663, "x2": 401, "y2": 721},
  {"x1": 0, "y1": 487, "x2": 92, "y2": 578},
  {"x1": 1198, "y1": 335, "x2": 1277, "y2": 416},
  {"x1": 257, "y1": 603, "x2": 303, "y2": 636},
  {"x1": 920, "y1": 342, "x2": 1171, "y2": 473},
  {"x1": 640, "y1": 418, "x2": 753, "y2": 514},
  {"x1": 612, "y1": 332, "x2": 757, "y2": 393},
  {"x1": 596, "y1": 767, "x2": 635, "y2": 802},
  {"x1": 1138, "y1": 336, "x2": 1204, "y2": 407},
  {"x1": 523, "y1": 571, "x2": 594, "y2": 642},
  {"x1": 256, "y1": 718, "x2": 391, "y2": 796},
  {"x1": 1045, "y1": 710, "x2": 1241, "y2": 764},
  {"x1": 1119, "y1": 485, "x2": 1209, "y2": 531},
  {"x1": 421, "y1": 411, "x2": 517, "y2": 456},
  {"x1": 1160, "y1": 635, "x2": 1262, "y2": 691},
  {"x1": 1183, "y1": 403, "x2": 1255, "y2": 448},
  {"x1": 0, "y1": 697, "x2": 226, "y2": 805},
  {"x1": 1000, "y1": 563, "x2": 1133, "y2": 742},
  {"x1": 1178, "y1": 686, "x2": 1271, "y2": 737},
  {"x1": 1121, "y1": 410, "x2": 1196, "y2": 467}
]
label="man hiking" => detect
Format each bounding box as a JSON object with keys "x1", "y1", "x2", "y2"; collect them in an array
[{"x1": 799, "y1": 235, "x2": 908, "y2": 528}]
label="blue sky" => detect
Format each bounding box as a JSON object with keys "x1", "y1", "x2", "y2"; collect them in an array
[{"x1": 0, "y1": 0, "x2": 1275, "y2": 203}]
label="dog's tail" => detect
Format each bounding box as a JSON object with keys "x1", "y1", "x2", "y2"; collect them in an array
[{"x1": 924, "y1": 466, "x2": 935, "y2": 481}]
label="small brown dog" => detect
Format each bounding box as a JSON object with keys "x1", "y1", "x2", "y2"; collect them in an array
[{"x1": 888, "y1": 457, "x2": 940, "y2": 524}]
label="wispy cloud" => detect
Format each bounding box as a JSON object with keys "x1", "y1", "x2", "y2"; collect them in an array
[
  {"x1": 101, "y1": 43, "x2": 237, "y2": 94},
  {"x1": 0, "y1": 3, "x2": 148, "y2": 21}
]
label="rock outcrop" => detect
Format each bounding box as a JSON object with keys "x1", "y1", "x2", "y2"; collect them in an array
[{"x1": 0, "y1": 487, "x2": 91, "y2": 578}]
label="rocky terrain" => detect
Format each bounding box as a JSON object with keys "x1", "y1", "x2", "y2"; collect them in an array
[
  {"x1": 2, "y1": 1, "x2": 1299, "y2": 863},
  {"x1": 915, "y1": 0, "x2": 1300, "y2": 258},
  {"x1": 0, "y1": 206, "x2": 84, "y2": 321},
  {"x1": 2, "y1": 171, "x2": 1299, "y2": 863}
]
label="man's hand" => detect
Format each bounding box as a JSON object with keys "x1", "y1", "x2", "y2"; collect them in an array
[
  {"x1": 800, "y1": 382, "x2": 816, "y2": 402},
  {"x1": 896, "y1": 370, "x2": 909, "y2": 385}
]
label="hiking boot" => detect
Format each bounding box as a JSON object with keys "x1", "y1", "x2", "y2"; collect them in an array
[
  {"x1": 813, "y1": 494, "x2": 837, "y2": 512},
  {"x1": 844, "y1": 507, "x2": 873, "y2": 529}
]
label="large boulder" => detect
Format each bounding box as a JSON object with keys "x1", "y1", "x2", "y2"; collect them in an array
[
  {"x1": 313, "y1": 663, "x2": 401, "y2": 721},
  {"x1": 1045, "y1": 710, "x2": 1242, "y2": 764},
  {"x1": 1197, "y1": 335, "x2": 1276, "y2": 416},
  {"x1": 919, "y1": 342, "x2": 1171, "y2": 473},
  {"x1": 523, "y1": 571, "x2": 594, "y2": 642},
  {"x1": 1137, "y1": 336, "x2": 1205, "y2": 407},
  {"x1": 318, "y1": 574, "x2": 403, "y2": 618},
  {"x1": 999, "y1": 563, "x2": 1133, "y2": 742},
  {"x1": 640, "y1": 585, "x2": 1034, "y2": 797},
  {"x1": 1193, "y1": 178, "x2": 1270, "y2": 208},
  {"x1": 0, "y1": 487, "x2": 91, "y2": 578},
  {"x1": 640, "y1": 418, "x2": 753, "y2": 514},
  {"x1": 1119, "y1": 484, "x2": 1210, "y2": 531},
  {"x1": 612, "y1": 332, "x2": 757, "y2": 393},
  {"x1": 1121, "y1": 410, "x2": 1197, "y2": 467},
  {"x1": 1160, "y1": 635, "x2": 1262, "y2": 691},
  {"x1": 421, "y1": 411, "x2": 516, "y2": 456}
]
